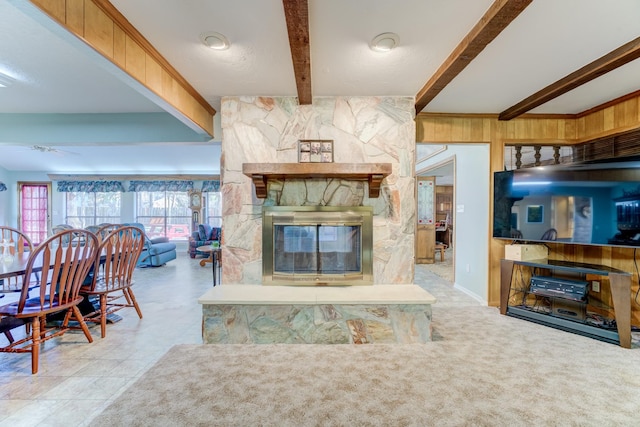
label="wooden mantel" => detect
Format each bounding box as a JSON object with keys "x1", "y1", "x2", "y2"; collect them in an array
[{"x1": 242, "y1": 163, "x2": 392, "y2": 198}]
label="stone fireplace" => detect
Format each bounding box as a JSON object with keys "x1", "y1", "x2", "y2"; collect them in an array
[
  {"x1": 220, "y1": 96, "x2": 416, "y2": 285},
  {"x1": 200, "y1": 96, "x2": 435, "y2": 344}
]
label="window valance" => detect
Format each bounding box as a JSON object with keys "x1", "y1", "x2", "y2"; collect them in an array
[
  {"x1": 128, "y1": 180, "x2": 194, "y2": 192},
  {"x1": 202, "y1": 180, "x2": 220, "y2": 192},
  {"x1": 0, "y1": 182, "x2": 7, "y2": 192},
  {"x1": 57, "y1": 180, "x2": 125, "y2": 192}
]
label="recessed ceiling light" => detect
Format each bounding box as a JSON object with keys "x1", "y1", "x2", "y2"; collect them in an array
[
  {"x1": 200, "y1": 31, "x2": 230, "y2": 50},
  {"x1": 370, "y1": 32, "x2": 399, "y2": 52}
]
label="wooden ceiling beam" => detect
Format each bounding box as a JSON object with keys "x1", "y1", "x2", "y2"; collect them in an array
[
  {"x1": 27, "y1": 0, "x2": 215, "y2": 136},
  {"x1": 282, "y1": 0, "x2": 312, "y2": 105},
  {"x1": 499, "y1": 36, "x2": 640, "y2": 120},
  {"x1": 415, "y1": 0, "x2": 532, "y2": 113}
]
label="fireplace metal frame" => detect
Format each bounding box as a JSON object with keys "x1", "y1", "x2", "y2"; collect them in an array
[{"x1": 262, "y1": 206, "x2": 373, "y2": 286}]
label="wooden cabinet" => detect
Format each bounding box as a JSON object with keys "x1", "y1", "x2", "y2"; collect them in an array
[
  {"x1": 435, "y1": 185, "x2": 453, "y2": 247},
  {"x1": 500, "y1": 259, "x2": 632, "y2": 348},
  {"x1": 435, "y1": 185, "x2": 453, "y2": 223},
  {"x1": 416, "y1": 226, "x2": 435, "y2": 264}
]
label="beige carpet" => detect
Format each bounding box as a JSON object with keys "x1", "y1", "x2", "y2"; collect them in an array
[{"x1": 91, "y1": 306, "x2": 640, "y2": 426}]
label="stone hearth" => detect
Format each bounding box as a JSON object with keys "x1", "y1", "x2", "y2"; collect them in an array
[{"x1": 199, "y1": 285, "x2": 436, "y2": 344}]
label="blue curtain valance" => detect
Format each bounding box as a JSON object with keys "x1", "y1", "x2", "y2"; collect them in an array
[
  {"x1": 0, "y1": 182, "x2": 6, "y2": 192},
  {"x1": 202, "y1": 180, "x2": 220, "y2": 192},
  {"x1": 128, "y1": 180, "x2": 194, "y2": 192},
  {"x1": 57, "y1": 180, "x2": 125, "y2": 192}
]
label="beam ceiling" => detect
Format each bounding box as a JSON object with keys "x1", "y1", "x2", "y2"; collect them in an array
[
  {"x1": 414, "y1": 0, "x2": 532, "y2": 113},
  {"x1": 499, "y1": 36, "x2": 640, "y2": 120},
  {"x1": 282, "y1": 0, "x2": 312, "y2": 105}
]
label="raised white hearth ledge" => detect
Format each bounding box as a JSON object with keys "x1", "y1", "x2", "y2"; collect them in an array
[
  {"x1": 198, "y1": 284, "x2": 437, "y2": 305},
  {"x1": 199, "y1": 285, "x2": 436, "y2": 344}
]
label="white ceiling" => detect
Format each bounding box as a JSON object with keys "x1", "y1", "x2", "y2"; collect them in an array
[{"x1": 1, "y1": 0, "x2": 639, "y2": 174}]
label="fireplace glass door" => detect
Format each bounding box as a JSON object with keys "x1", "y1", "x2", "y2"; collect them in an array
[
  {"x1": 262, "y1": 206, "x2": 373, "y2": 285},
  {"x1": 274, "y1": 225, "x2": 361, "y2": 275}
]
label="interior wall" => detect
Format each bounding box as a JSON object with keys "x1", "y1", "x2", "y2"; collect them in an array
[
  {"x1": 0, "y1": 165, "x2": 9, "y2": 225},
  {"x1": 417, "y1": 144, "x2": 490, "y2": 303},
  {"x1": 416, "y1": 102, "x2": 640, "y2": 324},
  {"x1": 0, "y1": 171, "x2": 179, "y2": 230},
  {"x1": 1, "y1": 171, "x2": 53, "y2": 228}
]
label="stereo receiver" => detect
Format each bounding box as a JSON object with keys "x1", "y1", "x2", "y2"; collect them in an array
[{"x1": 529, "y1": 276, "x2": 589, "y2": 301}]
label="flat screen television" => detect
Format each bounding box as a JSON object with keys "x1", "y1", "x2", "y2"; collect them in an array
[{"x1": 493, "y1": 157, "x2": 640, "y2": 248}]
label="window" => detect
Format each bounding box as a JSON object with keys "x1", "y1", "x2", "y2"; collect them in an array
[
  {"x1": 65, "y1": 192, "x2": 121, "y2": 228},
  {"x1": 136, "y1": 191, "x2": 191, "y2": 240},
  {"x1": 205, "y1": 191, "x2": 222, "y2": 227}
]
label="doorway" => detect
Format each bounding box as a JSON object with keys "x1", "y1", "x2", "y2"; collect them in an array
[
  {"x1": 18, "y1": 182, "x2": 51, "y2": 245},
  {"x1": 416, "y1": 152, "x2": 455, "y2": 283},
  {"x1": 415, "y1": 143, "x2": 490, "y2": 302}
]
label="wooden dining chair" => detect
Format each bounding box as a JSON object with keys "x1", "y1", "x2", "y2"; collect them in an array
[
  {"x1": 0, "y1": 226, "x2": 34, "y2": 294},
  {"x1": 85, "y1": 225, "x2": 100, "y2": 235},
  {"x1": 0, "y1": 227, "x2": 39, "y2": 344},
  {"x1": 0, "y1": 228, "x2": 99, "y2": 374},
  {"x1": 81, "y1": 225, "x2": 145, "y2": 338},
  {"x1": 95, "y1": 223, "x2": 120, "y2": 243}
]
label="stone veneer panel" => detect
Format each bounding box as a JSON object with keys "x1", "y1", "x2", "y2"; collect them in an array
[
  {"x1": 221, "y1": 96, "x2": 416, "y2": 285},
  {"x1": 202, "y1": 303, "x2": 433, "y2": 344}
]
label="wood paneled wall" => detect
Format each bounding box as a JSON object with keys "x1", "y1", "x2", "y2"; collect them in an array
[
  {"x1": 29, "y1": 0, "x2": 215, "y2": 136},
  {"x1": 576, "y1": 95, "x2": 640, "y2": 142},
  {"x1": 416, "y1": 92, "x2": 640, "y2": 324}
]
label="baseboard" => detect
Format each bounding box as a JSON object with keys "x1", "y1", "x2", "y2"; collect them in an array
[{"x1": 453, "y1": 283, "x2": 488, "y2": 305}]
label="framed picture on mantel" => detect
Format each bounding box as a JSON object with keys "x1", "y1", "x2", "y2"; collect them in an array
[{"x1": 299, "y1": 139, "x2": 333, "y2": 163}]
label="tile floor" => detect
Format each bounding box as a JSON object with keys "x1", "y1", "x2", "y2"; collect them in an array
[{"x1": 0, "y1": 246, "x2": 476, "y2": 426}]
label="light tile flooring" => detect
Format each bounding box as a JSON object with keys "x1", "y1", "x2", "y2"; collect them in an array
[{"x1": 0, "y1": 246, "x2": 476, "y2": 426}]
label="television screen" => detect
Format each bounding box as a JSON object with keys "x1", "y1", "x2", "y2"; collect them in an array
[{"x1": 493, "y1": 158, "x2": 640, "y2": 248}]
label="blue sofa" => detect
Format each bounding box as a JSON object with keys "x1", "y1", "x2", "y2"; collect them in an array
[
  {"x1": 123, "y1": 222, "x2": 177, "y2": 267},
  {"x1": 189, "y1": 224, "x2": 221, "y2": 258}
]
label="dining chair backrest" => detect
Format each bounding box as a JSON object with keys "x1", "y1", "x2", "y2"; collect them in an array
[
  {"x1": 540, "y1": 228, "x2": 558, "y2": 241},
  {"x1": 0, "y1": 226, "x2": 34, "y2": 293},
  {"x1": 51, "y1": 224, "x2": 74, "y2": 235},
  {"x1": 89, "y1": 225, "x2": 145, "y2": 293},
  {"x1": 85, "y1": 225, "x2": 100, "y2": 234},
  {"x1": 0, "y1": 226, "x2": 32, "y2": 257},
  {"x1": 95, "y1": 223, "x2": 121, "y2": 243},
  {"x1": 17, "y1": 229, "x2": 99, "y2": 315}
]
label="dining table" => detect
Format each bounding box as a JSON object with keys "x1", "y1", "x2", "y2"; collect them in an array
[
  {"x1": 0, "y1": 250, "x2": 111, "y2": 318},
  {"x1": 0, "y1": 251, "x2": 58, "y2": 305},
  {"x1": 0, "y1": 249, "x2": 107, "y2": 281},
  {"x1": 0, "y1": 252, "x2": 33, "y2": 283},
  {"x1": 0, "y1": 252, "x2": 37, "y2": 335}
]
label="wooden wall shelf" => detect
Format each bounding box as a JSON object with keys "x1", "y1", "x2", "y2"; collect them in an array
[{"x1": 242, "y1": 163, "x2": 392, "y2": 198}]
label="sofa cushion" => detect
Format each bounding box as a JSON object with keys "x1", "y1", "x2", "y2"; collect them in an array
[
  {"x1": 198, "y1": 224, "x2": 212, "y2": 241},
  {"x1": 150, "y1": 236, "x2": 170, "y2": 244},
  {"x1": 147, "y1": 241, "x2": 177, "y2": 256},
  {"x1": 209, "y1": 227, "x2": 221, "y2": 241}
]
